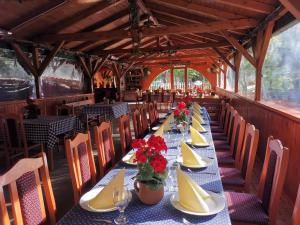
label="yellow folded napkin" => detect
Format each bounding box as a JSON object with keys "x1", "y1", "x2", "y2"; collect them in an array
[
  {"x1": 154, "y1": 125, "x2": 164, "y2": 137},
  {"x1": 127, "y1": 153, "x2": 136, "y2": 163},
  {"x1": 163, "y1": 119, "x2": 171, "y2": 131},
  {"x1": 190, "y1": 126, "x2": 208, "y2": 145},
  {"x1": 192, "y1": 117, "x2": 206, "y2": 132},
  {"x1": 176, "y1": 167, "x2": 212, "y2": 213},
  {"x1": 88, "y1": 169, "x2": 125, "y2": 209},
  {"x1": 193, "y1": 102, "x2": 201, "y2": 110},
  {"x1": 168, "y1": 113, "x2": 174, "y2": 122},
  {"x1": 192, "y1": 113, "x2": 204, "y2": 124},
  {"x1": 181, "y1": 140, "x2": 207, "y2": 167}
]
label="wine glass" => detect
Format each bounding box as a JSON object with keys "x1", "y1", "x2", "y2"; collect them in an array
[
  {"x1": 168, "y1": 164, "x2": 178, "y2": 192},
  {"x1": 113, "y1": 186, "x2": 131, "y2": 224}
]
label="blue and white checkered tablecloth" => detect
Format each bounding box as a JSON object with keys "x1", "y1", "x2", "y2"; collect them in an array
[
  {"x1": 82, "y1": 102, "x2": 129, "y2": 120},
  {"x1": 24, "y1": 116, "x2": 77, "y2": 150},
  {"x1": 57, "y1": 108, "x2": 231, "y2": 225}
]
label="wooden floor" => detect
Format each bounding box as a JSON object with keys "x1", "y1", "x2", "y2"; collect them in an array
[{"x1": 49, "y1": 128, "x2": 294, "y2": 224}]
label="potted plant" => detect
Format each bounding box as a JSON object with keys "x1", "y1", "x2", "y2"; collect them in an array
[
  {"x1": 174, "y1": 102, "x2": 190, "y2": 131},
  {"x1": 132, "y1": 135, "x2": 168, "y2": 205}
]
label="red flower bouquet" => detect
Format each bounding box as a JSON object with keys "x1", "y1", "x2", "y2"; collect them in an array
[
  {"x1": 132, "y1": 135, "x2": 168, "y2": 190},
  {"x1": 174, "y1": 102, "x2": 190, "y2": 126}
]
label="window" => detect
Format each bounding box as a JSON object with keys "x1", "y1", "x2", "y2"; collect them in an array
[
  {"x1": 150, "y1": 69, "x2": 171, "y2": 90},
  {"x1": 220, "y1": 71, "x2": 224, "y2": 89},
  {"x1": 217, "y1": 73, "x2": 220, "y2": 87},
  {"x1": 239, "y1": 50, "x2": 256, "y2": 99},
  {"x1": 187, "y1": 68, "x2": 211, "y2": 90},
  {"x1": 226, "y1": 59, "x2": 235, "y2": 91},
  {"x1": 262, "y1": 22, "x2": 300, "y2": 108},
  {"x1": 174, "y1": 68, "x2": 185, "y2": 90}
]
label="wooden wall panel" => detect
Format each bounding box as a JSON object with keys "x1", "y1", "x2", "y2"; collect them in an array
[
  {"x1": 0, "y1": 93, "x2": 94, "y2": 116},
  {"x1": 217, "y1": 88, "x2": 300, "y2": 203}
]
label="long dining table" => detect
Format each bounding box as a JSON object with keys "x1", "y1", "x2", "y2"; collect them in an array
[{"x1": 57, "y1": 107, "x2": 231, "y2": 225}]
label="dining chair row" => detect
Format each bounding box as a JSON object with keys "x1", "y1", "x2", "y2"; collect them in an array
[{"x1": 210, "y1": 101, "x2": 294, "y2": 225}]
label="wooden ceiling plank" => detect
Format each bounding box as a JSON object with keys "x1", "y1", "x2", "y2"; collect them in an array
[
  {"x1": 38, "y1": 41, "x2": 65, "y2": 76},
  {"x1": 212, "y1": 47, "x2": 236, "y2": 71},
  {"x1": 8, "y1": 0, "x2": 67, "y2": 33},
  {"x1": 43, "y1": 0, "x2": 123, "y2": 34},
  {"x1": 215, "y1": 0, "x2": 274, "y2": 14},
  {"x1": 36, "y1": 18, "x2": 257, "y2": 42},
  {"x1": 278, "y1": 0, "x2": 300, "y2": 20},
  {"x1": 221, "y1": 30, "x2": 256, "y2": 66}
]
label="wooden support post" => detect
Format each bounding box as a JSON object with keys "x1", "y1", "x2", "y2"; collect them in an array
[
  {"x1": 223, "y1": 64, "x2": 227, "y2": 90},
  {"x1": 278, "y1": 0, "x2": 300, "y2": 20},
  {"x1": 234, "y1": 52, "x2": 242, "y2": 93},
  {"x1": 170, "y1": 67, "x2": 174, "y2": 90},
  {"x1": 184, "y1": 66, "x2": 188, "y2": 92}
]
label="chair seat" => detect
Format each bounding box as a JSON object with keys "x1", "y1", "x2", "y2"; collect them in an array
[
  {"x1": 220, "y1": 167, "x2": 245, "y2": 187},
  {"x1": 210, "y1": 120, "x2": 220, "y2": 126},
  {"x1": 214, "y1": 140, "x2": 230, "y2": 151},
  {"x1": 225, "y1": 191, "x2": 269, "y2": 225},
  {"x1": 212, "y1": 133, "x2": 227, "y2": 141},
  {"x1": 211, "y1": 127, "x2": 224, "y2": 133},
  {"x1": 216, "y1": 151, "x2": 235, "y2": 166}
]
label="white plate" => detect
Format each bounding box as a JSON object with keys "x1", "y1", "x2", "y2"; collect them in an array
[
  {"x1": 80, "y1": 186, "x2": 117, "y2": 212},
  {"x1": 170, "y1": 191, "x2": 225, "y2": 216},
  {"x1": 122, "y1": 154, "x2": 137, "y2": 166},
  {"x1": 171, "y1": 107, "x2": 176, "y2": 110},
  {"x1": 177, "y1": 156, "x2": 212, "y2": 168},
  {"x1": 186, "y1": 139, "x2": 210, "y2": 147},
  {"x1": 152, "y1": 126, "x2": 160, "y2": 131}
]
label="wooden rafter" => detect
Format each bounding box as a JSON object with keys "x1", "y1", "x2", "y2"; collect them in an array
[
  {"x1": 36, "y1": 18, "x2": 257, "y2": 42},
  {"x1": 8, "y1": 0, "x2": 67, "y2": 33},
  {"x1": 212, "y1": 47, "x2": 236, "y2": 71},
  {"x1": 78, "y1": 55, "x2": 109, "y2": 78},
  {"x1": 278, "y1": 0, "x2": 300, "y2": 20},
  {"x1": 214, "y1": 0, "x2": 274, "y2": 14},
  {"x1": 127, "y1": 53, "x2": 215, "y2": 62},
  {"x1": 221, "y1": 30, "x2": 256, "y2": 66}
]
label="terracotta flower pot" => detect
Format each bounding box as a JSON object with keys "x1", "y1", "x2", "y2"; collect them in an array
[{"x1": 134, "y1": 181, "x2": 164, "y2": 205}]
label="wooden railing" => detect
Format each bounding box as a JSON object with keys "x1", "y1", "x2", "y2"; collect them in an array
[
  {"x1": 216, "y1": 88, "x2": 300, "y2": 202},
  {"x1": 0, "y1": 93, "x2": 94, "y2": 116}
]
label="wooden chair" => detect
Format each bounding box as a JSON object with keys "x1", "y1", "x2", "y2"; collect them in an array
[
  {"x1": 153, "y1": 101, "x2": 160, "y2": 122},
  {"x1": 210, "y1": 100, "x2": 226, "y2": 125},
  {"x1": 0, "y1": 120, "x2": 10, "y2": 168},
  {"x1": 119, "y1": 114, "x2": 132, "y2": 156},
  {"x1": 211, "y1": 102, "x2": 230, "y2": 133},
  {"x1": 132, "y1": 109, "x2": 143, "y2": 138},
  {"x1": 65, "y1": 132, "x2": 96, "y2": 204},
  {"x1": 220, "y1": 123, "x2": 259, "y2": 192},
  {"x1": 293, "y1": 184, "x2": 300, "y2": 225},
  {"x1": 0, "y1": 113, "x2": 43, "y2": 163},
  {"x1": 216, "y1": 113, "x2": 246, "y2": 167},
  {"x1": 94, "y1": 122, "x2": 116, "y2": 178},
  {"x1": 148, "y1": 102, "x2": 156, "y2": 126},
  {"x1": 0, "y1": 152, "x2": 56, "y2": 225},
  {"x1": 225, "y1": 136, "x2": 289, "y2": 225},
  {"x1": 140, "y1": 104, "x2": 149, "y2": 135}
]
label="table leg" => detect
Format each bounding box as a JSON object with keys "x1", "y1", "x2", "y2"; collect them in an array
[{"x1": 47, "y1": 148, "x2": 54, "y2": 171}]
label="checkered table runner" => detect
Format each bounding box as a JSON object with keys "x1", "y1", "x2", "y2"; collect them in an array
[
  {"x1": 57, "y1": 108, "x2": 232, "y2": 225},
  {"x1": 82, "y1": 102, "x2": 129, "y2": 120},
  {"x1": 24, "y1": 116, "x2": 76, "y2": 150}
]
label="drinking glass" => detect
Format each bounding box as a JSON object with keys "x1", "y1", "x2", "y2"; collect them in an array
[
  {"x1": 113, "y1": 186, "x2": 131, "y2": 224},
  {"x1": 168, "y1": 164, "x2": 178, "y2": 192}
]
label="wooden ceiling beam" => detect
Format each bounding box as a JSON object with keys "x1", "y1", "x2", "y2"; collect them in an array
[
  {"x1": 214, "y1": 0, "x2": 274, "y2": 14},
  {"x1": 212, "y1": 47, "x2": 236, "y2": 71},
  {"x1": 127, "y1": 53, "x2": 215, "y2": 62},
  {"x1": 94, "y1": 41, "x2": 230, "y2": 55},
  {"x1": 36, "y1": 18, "x2": 257, "y2": 42},
  {"x1": 8, "y1": 0, "x2": 67, "y2": 34},
  {"x1": 278, "y1": 0, "x2": 300, "y2": 20},
  {"x1": 221, "y1": 30, "x2": 256, "y2": 66},
  {"x1": 41, "y1": 0, "x2": 123, "y2": 35}
]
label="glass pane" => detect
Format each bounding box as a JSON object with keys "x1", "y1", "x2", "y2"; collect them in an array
[
  {"x1": 262, "y1": 22, "x2": 300, "y2": 108},
  {"x1": 220, "y1": 72, "x2": 224, "y2": 89},
  {"x1": 226, "y1": 59, "x2": 235, "y2": 91},
  {"x1": 0, "y1": 48, "x2": 35, "y2": 101},
  {"x1": 187, "y1": 68, "x2": 211, "y2": 90},
  {"x1": 150, "y1": 69, "x2": 171, "y2": 90},
  {"x1": 174, "y1": 68, "x2": 185, "y2": 90},
  {"x1": 238, "y1": 51, "x2": 256, "y2": 99}
]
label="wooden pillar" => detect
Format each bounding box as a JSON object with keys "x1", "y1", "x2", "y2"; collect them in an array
[
  {"x1": 184, "y1": 66, "x2": 188, "y2": 92},
  {"x1": 223, "y1": 64, "x2": 227, "y2": 90},
  {"x1": 170, "y1": 67, "x2": 174, "y2": 90},
  {"x1": 234, "y1": 52, "x2": 242, "y2": 93}
]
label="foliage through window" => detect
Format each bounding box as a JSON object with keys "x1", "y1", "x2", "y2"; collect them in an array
[
  {"x1": 262, "y1": 22, "x2": 300, "y2": 108},
  {"x1": 150, "y1": 69, "x2": 171, "y2": 90},
  {"x1": 226, "y1": 59, "x2": 235, "y2": 91},
  {"x1": 187, "y1": 68, "x2": 211, "y2": 90}
]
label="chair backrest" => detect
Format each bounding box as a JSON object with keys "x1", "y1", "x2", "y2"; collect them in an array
[
  {"x1": 219, "y1": 101, "x2": 227, "y2": 127},
  {"x1": 237, "y1": 123, "x2": 259, "y2": 192},
  {"x1": 228, "y1": 113, "x2": 246, "y2": 168},
  {"x1": 257, "y1": 136, "x2": 289, "y2": 225},
  {"x1": 140, "y1": 104, "x2": 149, "y2": 134},
  {"x1": 119, "y1": 114, "x2": 132, "y2": 156},
  {"x1": 94, "y1": 122, "x2": 116, "y2": 177},
  {"x1": 65, "y1": 132, "x2": 96, "y2": 204},
  {"x1": 148, "y1": 102, "x2": 156, "y2": 125},
  {"x1": 153, "y1": 101, "x2": 159, "y2": 121},
  {"x1": 226, "y1": 106, "x2": 236, "y2": 143},
  {"x1": 293, "y1": 184, "x2": 300, "y2": 225},
  {"x1": 0, "y1": 113, "x2": 29, "y2": 156},
  {"x1": 132, "y1": 109, "x2": 142, "y2": 138},
  {"x1": 223, "y1": 104, "x2": 232, "y2": 135},
  {"x1": 0, "y1": 153, "x2": 56, "y2": 225},
  {"x1": 56, "y1": 105, "x2": 74, "y2": 116}
]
